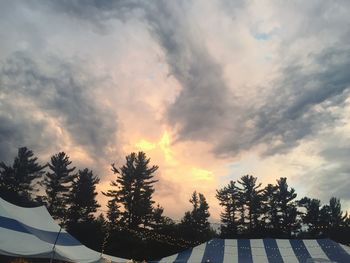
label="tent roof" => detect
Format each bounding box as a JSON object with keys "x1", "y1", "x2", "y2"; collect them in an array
[
  {"x1": 151, "y1": 238, "x2": 350, "y2": 263},
  {"x1": 2, "y1": 197, "x2": 350, "y2": 263},
  {"x1": 0, "y1": 197, "x2": 126, "y2": 263}
]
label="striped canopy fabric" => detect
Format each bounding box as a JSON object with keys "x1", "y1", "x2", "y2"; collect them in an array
[
  {"x1": 0, "y1": 197, "x2": 126, "y2": 263},
  {"x1": 152, "y1": 238, "x2": 350, "y2": 263}
]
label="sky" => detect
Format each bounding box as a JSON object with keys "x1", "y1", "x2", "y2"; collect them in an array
[{"x1": 1, "y1": 0, "x2": 350, "y2": 221}]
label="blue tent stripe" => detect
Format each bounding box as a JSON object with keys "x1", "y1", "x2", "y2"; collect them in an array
[
  {"x1": 0, "y1": 215, "x2": 81, "y2": 246},
  {"x1": 263, "y1": 239, "x2": 284, "y2": 263},
  {"x1": 317, "y1": 239, "x2": 350, "y2": 262},
  {"x1": 238, "y1": 239, "x2": 253, "y2": 263},
  {"x1": 150, "y1": 238, "x2": 350, "y2": 263},
  {"x1": 290, "y1": 239, "x2": 312, "y2": 263},
  {"x1": 174, "y1": 247, "x2": 193, "y2": 263},
  {"x1": 201, "y1": 239, "x2": 225, "y2": 263},
  {"x1": 0, "y1": 215, "x2": 31, "y2": 234}
]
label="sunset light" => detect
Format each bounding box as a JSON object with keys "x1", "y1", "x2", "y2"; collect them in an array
[{"x1": 1, "y1": 1, "x2": 350, "y2": 261}]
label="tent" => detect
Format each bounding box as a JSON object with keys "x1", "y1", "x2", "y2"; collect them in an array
[
  {"x1": 2, "y1": 197, "x2": 350, "y2": 263},
  {"x1": 0, "y1": 197, "x2": 127, "y2": 263},
  {"x1": 151, "y1": 238, "x2": 350, "y2": 263}
]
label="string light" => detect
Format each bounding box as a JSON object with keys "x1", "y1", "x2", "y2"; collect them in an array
[
  {"x1": 95, "y1": 207, "x2": 350, "y2": 253},
  {"x1": 97, "y1": 220, "x2": 202, "y2": 249}
]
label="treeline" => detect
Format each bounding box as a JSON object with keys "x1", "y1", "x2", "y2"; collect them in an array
[
  {"x1": 0, "y1": 147, "x2": 350, "y2": 261},
  {"x1": 216, "y1": 175, "x2": 350, "y2": 241}
]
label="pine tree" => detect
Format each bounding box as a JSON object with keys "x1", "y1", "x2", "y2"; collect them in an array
[
  {"x1": 216, "y1": 181, "x2": 239, "y2": 237},
  {"x1": 318, "y1": 198, "x2": 347, "y2": 232},
  {"x1": 106, "y1": 198, "x2": 120, "y2": 229},
  {"x1": 0, "y1": 147, "x2": 45, "y2": 205},
  {"x1": 180, "y1": 191, "x2": 211, "y2": 241},
  {"x1": 43, "y1": 152, "x2": 76, "y2": 220},
  {"x1": 284, "y1": 205, "x2": 300, "y2": 236},
  {"x1": 262, "y1": 184, "x2": 279, "y2": 230},
  {"x1": 319, "y1": 205, "x2": 331, "y2": 230},
  {"x1": 275, "y1": 177, "x2": 298, "y2": 236},
  {"x1": 151, "y1": 203, "x2": 165, "y2": 231},
  {"x1": 328, "y1": 197, "x2": 347, "y2": 229},
  {"x1": 103, "y1": 152, "x2": 158, "y2": 229},
  {"x1": 236, "y1": 175, "x2": 264, "y2": 232},
  {"x1": 299, "y1": 197, "x2": 321, "y2": 235},
  {"x1": 196, "y1": 193, "x2": 211, "y2": 233},
  {"x1": 67, "y1": 168, "x2": 100, "y2": 225},
  {"x1": 96, "y1": 213, "x2": 107, "y2": 226}
]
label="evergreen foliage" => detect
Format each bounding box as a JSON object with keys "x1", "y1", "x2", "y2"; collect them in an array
[
  {"x1": 299, "y1": 197, "x2": 322, "y2": 235},
  {"x1": 0, "y1": 147, "x2": 45, "y2": 206},
  {"x1": 216, "y1": 181, "x2": 239, "y2": 237},
  {"x1": 103, "y1": 152, "x2": 158, "y2": 229},
  {"x1": 236, "y1": 175, "x2": 264, "y2": 232},
  {"x1": 106, "y1": 198, "x2": 120, "y2": 229},
  {"x1": 323, "y1": 197, "x2": 347, "y2": 229},
  {"x1": 67, "y1": 168, "x2": 100, "y2": 225},
  {"x1": 151, "y1": 204, "x2": 166, "y2": 231},
  {"x1": 217, "y1": 176, "x2": 302, "y2": 238},
  {"x1": 180, "y1": 191, "x2": 212, "y2": 241},
  {"x1": 262, "y1": 184, "x2": 279, "y2": 230},
  {"x1": 275, "y1": 177, "x2": 299, "y2": 235},
  {"x1": 42, "y1": 152, "x2": 76, "y2": 220},
  {"x1": 1, "y1": 147, "x2": 350, "y2": 260}
]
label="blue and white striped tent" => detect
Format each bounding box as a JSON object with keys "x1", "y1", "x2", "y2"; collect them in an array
[
  {"x1": 151, "y1": 238, "x2": 350, "y2": 263},
  {"x1": 0, "y1": 197, "x2": 127, "y2": 263}
]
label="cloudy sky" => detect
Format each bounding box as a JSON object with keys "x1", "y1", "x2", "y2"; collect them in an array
[{"x1": 1, "y1": 0, "x2": 350, "y2": 221}]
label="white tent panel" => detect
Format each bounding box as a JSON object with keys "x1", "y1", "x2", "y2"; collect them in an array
[
  {"x1": 303, "y1": 239, "x2": 329, "y2": 260},
  {"x1": 151, "y1": 238, "x2": 350, "y2": 263},
  {"x1": 275, "y1": 239, "x2": 299, "y2": 263},
  {"x1": 223, "y1": 239, "x2": 238, "y2": 263},
  {"x1": 0, "y1": 227, "x2": 52, "y2": 257},
  {"x1": 158, "y1": 253, "x2": 178, "y2": 263},
  {"x1": 250, "y1": 239, "x2": 269, "y2": 263},
  {"x1": 0, "y1": 197, "x2": 126, "y2": 263},
  {"x1": 340, "y1": 244, "x2": 350, "y2": 254},
  {"x1": 187, "y1": 242, "x2": 206, "y2": 263},
  {"x1": 0, "y1": 198, "x2": 56, "y2": 231}
]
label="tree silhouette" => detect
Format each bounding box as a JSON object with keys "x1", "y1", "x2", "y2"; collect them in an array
[
  {"x1": 103, "y1": 152, "x2": 158, "y2": 229},
  {"x1": 0, "y1": 147, "x2": 45, "y2": 206},
  {"x1": 274, "y1": 177, "x2": 298, "y2": 236},
  {"x1": 43, "y1": 152, "x2": 76, "y2": 220},
  {"x1": 67, "y1": 168, "x2": 100, "y2": 225},
  {"x1": 216, "y1": 181, "x2": 239, "y2": 237},
  {"x1": 316, "y1": 197, "x2": 348, "y2": 241},
  {"x1": 151, "y1": 204, "x2": 166, "y2": 231},
  {"x1": 180, "y1": 191, "x2": 211, "y2": 241},
  {"x1": 299, "y1": 197, "x2": 321, "y2": 235},
  {"x1": 107, "y1": 198, "x2": 120, "y2": 229},
  {"x1": 262, "y1": 184, "x2": 279, "y2": 230},
  {"x1": 327, "y1": 197, "x2": 347, "y2": 229},
  {"x1": 2, "y1": 146, "x2": 350, "y2": 259},
  {"x1": 236, "y1": 175, "x2": 264, "y2": 232}
]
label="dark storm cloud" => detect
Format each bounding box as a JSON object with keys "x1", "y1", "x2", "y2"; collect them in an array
[
  {"x1": 0, "y1": 100, "x2": 56, "y2": 163},
  {"x1": 1, "y1": 0, "x2": 350, "y2": 213},
  {"x1": 302, "y1": 144, "x2": 350, "y2": 202},
  {"x1": 26, "y1": 0, "x2": 350, "y2": 157},
  {"x1": 143, "y1": 1, "x2": 235, "y2": 140},
  {"x1": 144, "y1": 2, "x2": 350, "y2": 156},
  {"x1": 321, "y1": 146, "x2": 350, "y2": 163},
  {"x1": 317, "y1": 145, "x2": 350, "y2": 202},
  {"x1": 0, "y1": 52, "x2": 118, "y2": 160},
  {"x1": 30, "y1": 0, "x2": 140, "y2": 25},
  {"x1": 214, "y1": 46, "x2": 350, "y2": 156},
  {"x1": 35, "y1": 0, "x2": 236, "y2": 141},
  {"x1": 264, "y1": 47, "x2": 350, "y2": 148}
]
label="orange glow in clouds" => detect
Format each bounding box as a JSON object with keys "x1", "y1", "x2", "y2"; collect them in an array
[{"x1": 131, "y1": 130, "x2": 222, "y2": 220}]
